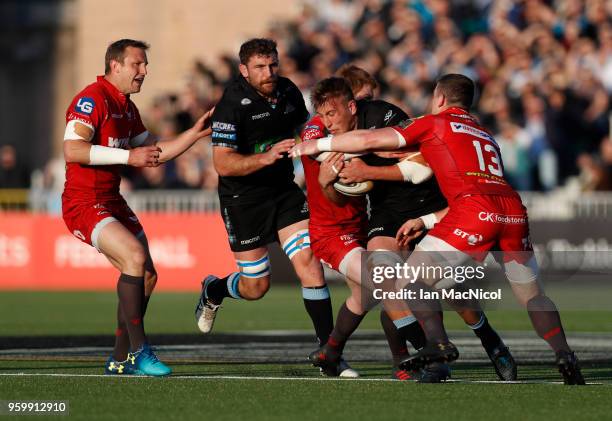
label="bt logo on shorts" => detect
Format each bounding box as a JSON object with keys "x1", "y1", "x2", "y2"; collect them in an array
[{"x1": 453, "y1": 228, "x2": 483, "y2": 246}]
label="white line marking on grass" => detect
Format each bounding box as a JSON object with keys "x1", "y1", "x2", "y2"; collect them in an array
[{"x1": 0, "y1": 373, "x2": 606, "y2": 385}]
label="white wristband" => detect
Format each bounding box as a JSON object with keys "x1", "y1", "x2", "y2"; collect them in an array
[
  {"x1": 420, "y1": 213, "x2": 438, "y2": 230},
  {"x1": 317, "y1": 136, "x2": 333, "y2": 152},
  {"x1": 89, "y1": 145, "x2": 130, "y2": 165},
  {"x1": 392, "y1": 128, "x2": 407, "y2": 148}
]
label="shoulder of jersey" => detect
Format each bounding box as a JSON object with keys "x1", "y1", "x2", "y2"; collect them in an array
[
  {"x1": 73, "y1": 81, "x2": 104, "y2": 101},
  {"x1": 396, "y1": 114, "x2": 429, "y2": 129},
  {"x1": 69, "y1": 82, "x2": 106, "y2": 117}
]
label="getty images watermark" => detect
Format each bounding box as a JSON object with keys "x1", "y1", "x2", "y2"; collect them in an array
[{"x1": 369, "y1": 261, "x2": 502, "y2": 301}]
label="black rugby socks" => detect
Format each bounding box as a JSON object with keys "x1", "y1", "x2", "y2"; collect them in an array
[
  {"x1": 117, "y1": 273, "x2": 146, "y2": 351},
  {"x1": 302, "y1": 285, "x2": 334, "y2": 346},
  {"x1": 325, "y1": 302, "x2": 366, "y2": 361}
]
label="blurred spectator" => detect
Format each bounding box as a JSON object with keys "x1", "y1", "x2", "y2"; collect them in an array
[
  {"x1": 42, "y1": 0, "x2": 612, "y2": 194},
  {"x1": 0, "y1": 145, "x2": 30, "y2": 188}
]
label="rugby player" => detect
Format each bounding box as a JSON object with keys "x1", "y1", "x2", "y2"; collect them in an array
[
  {"x1": 289, "y1": 74, "x2": 585, "y2": 385},
  {"x1": 305, "y1": 75, "x2": 516, "y2": 382},
  {"x1": 62, "y1": 39, "x2": 214, "y2": 376},
  {"x1": 194, "y1": 39, "x2": 349, "y2": 373},
  {"x1": 301, "y1": 77, "x2": 431, "y2": 380}
]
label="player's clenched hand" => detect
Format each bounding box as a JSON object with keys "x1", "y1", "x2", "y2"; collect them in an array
[
  {"x1": 396, "y1": 218, "x2": 425, "y2": 248},
  {"x1": 260, "y1": 139, "x2": 295, "y2": 166},
  {"x1": 318, "y1": 152, "x2": 344, "y2": 187},
  {"x1": 190, "y1": 107, "x2": 215, "y2": 139},
  {"x1": 288, "y1": 139, "x2": 319, "y2": 158},
  {"x1": 338, "y1": 157, "x2": 368, "y2": 183},
  {"x1": 128, "y1": 145, "x2": 163, "y2": 167}
]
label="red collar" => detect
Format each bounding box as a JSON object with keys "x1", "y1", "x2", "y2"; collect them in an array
[
  {"x1": 443, "y1": 106, "x2": 469, "y2": 115},
  {"x1": 97, "y1": 76, "x2": 129, "y2": 104}
]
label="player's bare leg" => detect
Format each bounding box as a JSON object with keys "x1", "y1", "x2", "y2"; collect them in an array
[
  {"x1": 109, "y1": 233, "x2": 157, "y2": 361},
  {"x1": 505, "y1": 257, "x2": 584, "y2": 384},
  {"x1": 195, "y1": 247, "x2": 270, "y2": 333},
  {"x1": 279, "y1": 221, "x2": 335, "y2": 348},
  {"x1": 390, "y1": 244, "x2": 463, "y2": 371},
  {"x1": 97, "y1": 222, "x2": 147, "y2": 351},
  {"x1": 367, "y1": 237, "x2": 434, "y2": 371},
  {"x1": 97, "y1": 221, "x2": 170, "y2": 376},
  {"x1": 304, "y1": 246, "x2": 364, "y2": 377}
]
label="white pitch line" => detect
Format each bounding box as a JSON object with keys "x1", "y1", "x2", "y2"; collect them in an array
[{"x1": 0, "y1": 372, "x2": 606, "y2": 385}]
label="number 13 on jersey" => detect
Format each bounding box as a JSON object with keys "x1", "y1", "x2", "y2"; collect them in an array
[{"x1": 472, "y1": 140, "x2": 503, "y2": 177}]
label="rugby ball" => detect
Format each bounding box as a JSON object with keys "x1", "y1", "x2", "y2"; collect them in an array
[
  {"x1": 333, "y1": 180, "x2": 374, "y2": 196},
  {"x1": 313, "y1": 152, "x2": 373, "y2": 196}
]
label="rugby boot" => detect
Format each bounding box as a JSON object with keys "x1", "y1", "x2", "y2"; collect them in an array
[
  {"x1": 128, "y1": 343, "x2": 172, "y2": 377},
  {"x1": 104, "y1": 355, "x2": 137, "y2": 375},
  {"x1": 556, "y1": 351, "x2": 585, "y2": 385},
  {"x1": 398, "y1": 341, "x2": 459, "y2": 371},
  {"x1": 309, "y1": 346, "x2": 341, "y2": 377},
  {"x1": 195, "y1": 275, "x2": 222, "y2": 334},
  {"x1": 391, "y1": 366, "x2": 417, "y2": 381},
  {"x1": 418, "y1": 362, "x2": 451, "y2": 383},
  {"x1": 487, "y1": 344, "x2": 517, "y2": 381}
]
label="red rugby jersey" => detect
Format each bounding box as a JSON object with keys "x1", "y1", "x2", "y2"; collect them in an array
[
  {"x1": 63, "y1": 76, "x2": 148, "y2": 199},
  {"x1": 393, "y1": 107, "x2": 519, "y2": 204},
  {"x1": 300, "y1": 115, "x2": 366, "y2": 236}
]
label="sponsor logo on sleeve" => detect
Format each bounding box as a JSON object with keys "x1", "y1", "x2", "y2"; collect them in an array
[
  {"x1": 212, "y1": 121, "x2": 236, "y2": 131},
  {"x1": 75, "y1": 97, "x2": 95, "y2": 115},
  {"x1": 212, "y1": 132, "x2": 237, "y2": 141}
]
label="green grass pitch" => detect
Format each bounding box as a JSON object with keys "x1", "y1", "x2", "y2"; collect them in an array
[{"x1": 1, "y1": 286, "x2": 611, "y2": 420}]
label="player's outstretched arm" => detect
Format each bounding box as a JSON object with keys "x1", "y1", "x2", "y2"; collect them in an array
[
  {"x1": 151, "y1": 108, "x2": 214, "y2": 163},
  {"x1": 339, "y1": 157, "x2": 403, "y2": 183},
  {"x1": 289, "y1": 127, "x2": 406, "y2": 157},
  {"x1": 213, "y1": 139, "x2": 295, "y2": 177},
  {"x1": 396, "y1": 207, "x2": 449, "y2": 248}
]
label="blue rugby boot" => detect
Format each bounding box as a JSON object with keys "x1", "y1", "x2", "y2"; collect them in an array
[
  {"x1": 104, "y1": 355, "x2": 137, "y2": 375},
  {"x1": 128, "y1": 344, "x2": 172, "y2": 377}
]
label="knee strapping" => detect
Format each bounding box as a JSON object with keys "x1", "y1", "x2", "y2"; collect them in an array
[
  {"x1": 236, "y1": 254, "x2": 271, "y2": 279},
  {"x1": 282, "y1": 229, "x2": 311, "y2": 260}
]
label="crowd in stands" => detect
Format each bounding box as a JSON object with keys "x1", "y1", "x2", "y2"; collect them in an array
[{"x1": 5, "y1": 0, "x2": 612, "y2": 208}]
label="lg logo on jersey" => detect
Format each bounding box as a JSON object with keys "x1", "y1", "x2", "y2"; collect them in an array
[
  {"x1": 75, "y1": 97, "x2": 95, "y2": 115},
  {"x1": 453, "y1": 228, "x2": 483, "y2": 246}
]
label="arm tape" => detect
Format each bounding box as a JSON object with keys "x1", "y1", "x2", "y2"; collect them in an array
[
  {"x1": 420, "y1": 213, "x2": 438, "y2": 230},
  {"x1": 396, "y1": 159, "x2": 433, "y2": 183},
  {"x1": 392, "y1": 128, "x2": 407, "y2": 148},
  {"x1": 316, "y1": 136, "x2": 333, "y2": 152},
  {"x1": 89, "y1": 145, "x2": 130, "y2": 165}
]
